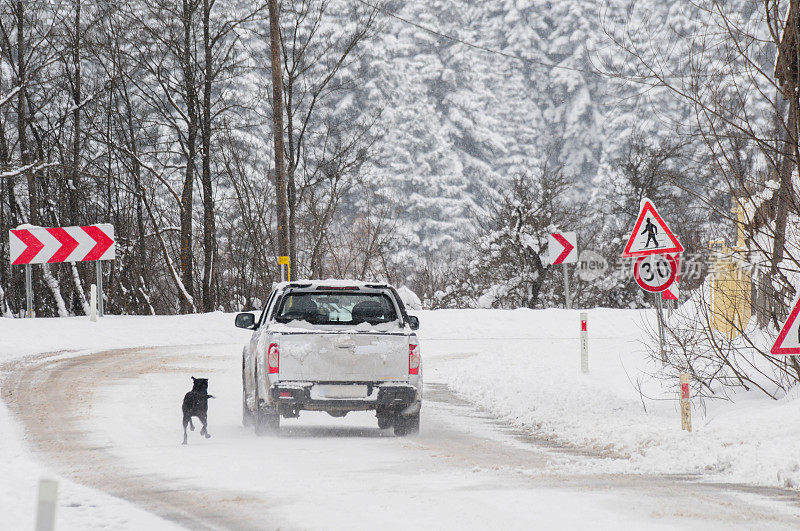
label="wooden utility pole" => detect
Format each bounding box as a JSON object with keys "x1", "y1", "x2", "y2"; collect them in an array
[
  {"x1": 776, "y1": 0, "x2": 800, "y2": 377},
  {"x1": 774, "y1": 0, "x2": 799, "y2": 276},
  {"x1": 16, "y1": 1, "x2": 37, "y2": 226},
  {"x1": 268, "y1": 0, "x2": 290, "y2": 278},
  {"x1": 201, "y1": 0, "x2": 217, "y2": 311},
  {"x1": 766, "y1": 0, "x2": 800, "y2": 327},
  {"x1": 70, "y1": 0, "x2": 82, "y2": 226}
]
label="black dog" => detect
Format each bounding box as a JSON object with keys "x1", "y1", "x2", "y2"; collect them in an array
[{"x1": 182, "y1": 377, "x2": 215, "y2": 445}]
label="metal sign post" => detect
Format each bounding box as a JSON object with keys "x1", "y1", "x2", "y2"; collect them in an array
[
  {"x1": 25, "y1": 264, "x2": 33, "y2": 318},
  {"x1": 655, "y1": 293, "x2": 667, "y2": 364},
  {"x1": 96, "y1": 261, "x2": 104, "y2": 317},
  {"x1": 563, "y1": 262, "x2": 572, "y2": 309}
]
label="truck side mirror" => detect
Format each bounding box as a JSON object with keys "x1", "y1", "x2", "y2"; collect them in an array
[
  {"x1": 235, "y1": 312, "x2": 256, "y2": 330},
  {"x1": 407, "y1": 315, "x2": 419, "y2": 331}
]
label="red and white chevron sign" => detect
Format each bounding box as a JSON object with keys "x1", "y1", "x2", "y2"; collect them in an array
[
  {"x1": 547, "y1": 231, "x2": 577, "y2": 265},
  {"x1": 9, "y1": 224, "x2": 115, "y2": 265}
]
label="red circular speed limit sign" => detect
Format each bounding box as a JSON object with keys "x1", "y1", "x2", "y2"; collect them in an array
[{"x1": 633, "y1": 253, "x2": 677, "y2": 292}]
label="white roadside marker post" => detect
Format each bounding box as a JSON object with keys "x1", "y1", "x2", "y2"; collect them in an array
[
  {"x1": 580, "y1": 312, "x2": 589, "y2": 374},
  {"x1": 90, "y1": 284, "x2": 97, "y2": 322},
  {"x1": 680, "y1": 373, "x2": 692, "y2": 432},
  {"x1": 35, "y1": 477, "x2": 58, "y2": 531}
]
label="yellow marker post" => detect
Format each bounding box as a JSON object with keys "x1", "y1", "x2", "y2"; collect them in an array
[{"x1": 278, "y1": 255, "x2": 291, "y2": 282}]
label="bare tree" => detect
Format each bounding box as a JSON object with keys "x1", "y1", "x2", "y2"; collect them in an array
[{"x1": 279, "y1": 0, "x2": 380, "y2": 277}]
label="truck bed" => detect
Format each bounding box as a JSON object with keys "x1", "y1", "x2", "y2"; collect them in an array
[{"x1": 276, "y1": 331, "x2": 410, "y2": 382}]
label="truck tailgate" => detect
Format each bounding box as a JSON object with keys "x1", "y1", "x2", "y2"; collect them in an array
[{"x1": 278, "y1": 332, "x2": 409, "y2": 381}]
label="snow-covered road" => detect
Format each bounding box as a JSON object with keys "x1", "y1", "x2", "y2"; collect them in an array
[{"x1": 3, "y1": 341, "x2": 800, "y2": 530}]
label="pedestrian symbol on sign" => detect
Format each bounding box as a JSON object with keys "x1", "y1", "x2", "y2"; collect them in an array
[{"x1": 642, "y1": 217, "x2": 658, "y2": 248}]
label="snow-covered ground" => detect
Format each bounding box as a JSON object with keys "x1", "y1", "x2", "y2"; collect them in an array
[
  {"x1": 0, "y1": 313, "x2": 246, "y2": 530},
  {"x1": 422, "y1": 309, "x2": 800, "y2": 487},
  {"x1": 2, "y1": 309, "x2": 800, "y2": 529}
]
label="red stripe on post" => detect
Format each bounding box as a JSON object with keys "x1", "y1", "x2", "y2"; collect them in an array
[
  {"x1": 681, "y1": 383, "x2": 690, "y2": 399},
  {"x1": 581, "y1": 320, "x2": 587, "y2": 332}
]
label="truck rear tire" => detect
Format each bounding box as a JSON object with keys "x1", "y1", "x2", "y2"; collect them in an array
[
  {"x1": 255, "y1": 409, "x2": 280, "y2": 436},
  {"x1": 377, "y1": 414, "x2": 393, "y2": 430},
  {"x1": 393, "y1": 411, "x2": 420, "y2": 436},
  {"x1": 252, "y1": 365, "x2": 279, "y2": 435},
  {"x1": 242, "y1": 365, "x2": 254, "y2": 427},
  {"x1": 242, "y1": 391, "x2": 254, "y2": 427}
]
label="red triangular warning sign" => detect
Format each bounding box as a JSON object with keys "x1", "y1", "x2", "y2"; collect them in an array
[
  {"x1": 771, "y1": 296, "x2": 800, "y2": 355},
  {"x1": 622, "y1": 199, "x2": 684, "y2": 258}
]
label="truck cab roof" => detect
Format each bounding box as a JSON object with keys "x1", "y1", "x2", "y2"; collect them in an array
[{"x1": 274, "y1": 279, "x2": 389, "y2": 291}]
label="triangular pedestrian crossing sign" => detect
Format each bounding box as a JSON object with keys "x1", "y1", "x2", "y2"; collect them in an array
[
  {"x1": 771, "y1": 296, "x2": 800, "y2": 355},
  {"x1": 623, "y1": 198, "x2": 684, "y2": 257}
]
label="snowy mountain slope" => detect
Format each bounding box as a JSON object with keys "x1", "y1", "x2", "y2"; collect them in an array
[{"x1": 352, "y1": 0, "x2": 701, "y2": 256}]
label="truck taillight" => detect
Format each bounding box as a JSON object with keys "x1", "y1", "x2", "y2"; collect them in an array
[
  {"x1": 409, "y1": 344, "x2": 420, "y2": 375},
  {"x1": 268, "y1": 343, "x2": 279, "y2": 374}
]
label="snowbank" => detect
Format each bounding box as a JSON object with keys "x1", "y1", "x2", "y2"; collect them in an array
[
  {"x1": 417, "y1": 308, "x2": 800, "y2": 488},
  {"x1": 0, "y1": 311, "x2": 248, "y2": 361}
]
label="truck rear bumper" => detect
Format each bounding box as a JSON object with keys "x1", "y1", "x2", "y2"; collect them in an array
[{"x1": 270, "y1": 382, "x2": 418, "y2": 413}]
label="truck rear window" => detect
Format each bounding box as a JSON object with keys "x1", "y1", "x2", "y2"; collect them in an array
[{"x1": 275, "y1": 292, "x2": 398, "y2": 325}]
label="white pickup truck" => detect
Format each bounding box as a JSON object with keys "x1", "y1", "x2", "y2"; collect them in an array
[{"x1": 235, "y1": 280, "x2": 422, "y2": 436}]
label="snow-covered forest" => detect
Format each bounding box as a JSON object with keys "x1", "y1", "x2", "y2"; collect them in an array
[{"x1": 0, "y1": 0, "x2": 796, "y2": 325}]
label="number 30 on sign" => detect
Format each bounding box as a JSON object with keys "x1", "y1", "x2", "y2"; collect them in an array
[{"x1": 633, "y1": 253, "x2": 677, "y2": 293}]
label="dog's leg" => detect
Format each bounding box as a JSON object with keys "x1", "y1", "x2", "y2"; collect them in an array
[
  {"x1": 189, "y1": 417, "x2": 195, "y2": 431},
  {"x1": 199, "y1": 412, "x2": 210, "y2": 439},
  {"x1": 182, "y1": 415, "x2": 189, "y2": 445}
]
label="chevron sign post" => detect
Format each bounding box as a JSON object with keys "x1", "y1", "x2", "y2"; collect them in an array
[{"x1": 9, "y1": 224, "x2": 115, "y2": 318}]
